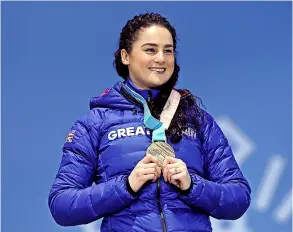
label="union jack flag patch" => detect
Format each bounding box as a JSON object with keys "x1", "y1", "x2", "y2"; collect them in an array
[
  {"x1": 66, "y1": 130, "x2": 76, "y2": 142},
  {"x1": 100, "y1": 88, "x2": 110, "y2": 97}
]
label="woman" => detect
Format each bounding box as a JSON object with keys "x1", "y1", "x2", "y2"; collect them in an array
[{"x1": 49, "y1": 12, "x2": 251, "y2": 232}]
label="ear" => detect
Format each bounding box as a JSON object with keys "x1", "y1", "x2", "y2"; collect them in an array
[{"x1": 121, "y1": 49, "x2": 130, "y2": 65}]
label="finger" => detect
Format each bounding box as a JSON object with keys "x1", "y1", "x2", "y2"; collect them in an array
[
  {"x1": 171, "y1": 178, "x2": 180, "y2": 187},
  {"x1": 142, "y1": 173, "x2": 156, "y2": 181},
  {"x1": 167, "y1": 157, "x2": 182, "y2": 164},
  {"x1": 162, "y1": 156, "x2": 172, "y2": 168},
  {"x1": 168, "y1": 165, "x2": 186, "y2": 174},
  {"x1": 167, "y1": 168, "x2": 176, "y2": 183},
  {"x1": 153, "y1": 167, "x2": 161, "y2": 182},
  {"x1": 166, "y1": 163, "x2": 184, "y2": 170},
  {"x1": 152, "y1": 166, "x2": 160, "y2": 180},
  {"x1": 139, "y1": 167, "x2": 161, "y2": 181},
  {"x1": 170, "y1": 172, "x2": 185, "y2": 182},
  {"x1": 168, "y1": 167, "x2": 183, "y2": 183},
  {"x1": 167, "y1": 168, "x2": 173, "y2": 183},
  {"x1": 138, "y1": 163, "x2": 161, "y2": 180},
  {"x1": 162, "y1": 157, "x2": 169, "y2": 169},
  {"x1": 156, "y1": 166, "x2": 162, "y2": 177},
  {"x1": 140, "y1": 167, "x2": 156, "y2": 176},
  {"x1": 163, "y1": 164, "x2": 169, "y2": 182},
  {"x1": 170, "y1": 173, "x2": 184, "y2": 186},
  {"x1": 140, "y1": 162, "x2": 158, "y2": 169},
  {"x1": 144, "y1": 154, "x2": 160, "y2": 165},
  {"x1": 140, "y1": 154, "x2": 153, "y2": 164}
]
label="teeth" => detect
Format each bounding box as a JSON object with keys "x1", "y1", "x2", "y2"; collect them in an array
[{"x1": 150, "y1": 68, "x2": 165, "y2": 72}]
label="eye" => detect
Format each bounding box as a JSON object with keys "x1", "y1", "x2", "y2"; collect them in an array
[
  {"x1": 164, "y1": 49, "x2": 174, "y2": 54},
  {"x1": 145, "y1": 48, "x2": 156, "y2": 53}
]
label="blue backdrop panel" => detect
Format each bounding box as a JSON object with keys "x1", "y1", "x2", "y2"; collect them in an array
[{"x1": 2, "y1": 2, "x2": 291, "y2": 232}]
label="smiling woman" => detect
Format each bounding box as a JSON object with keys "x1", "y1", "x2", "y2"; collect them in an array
[
  {"x1": 48, "y1": 12, "x2": 251, "y2": 232},
  {"x1": 120, "y1": 25, "x2": 175, "y2": 89}
]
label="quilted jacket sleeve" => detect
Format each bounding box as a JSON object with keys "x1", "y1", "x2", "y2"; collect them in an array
[
  {"x1": 48, "y1": 114, "x2": 136, "y2": 226},
  {"x1": 179, "y1": 112, "x2": 251, "y2": 220}
]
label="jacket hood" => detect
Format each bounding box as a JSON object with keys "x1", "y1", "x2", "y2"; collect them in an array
[{"x1": 89, "y1": 81, "x2": 140, "y2": 111}]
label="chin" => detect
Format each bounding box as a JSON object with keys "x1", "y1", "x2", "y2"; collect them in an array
[{"x1": 150, "y1": 77, "x2": 171, "y2": 87}]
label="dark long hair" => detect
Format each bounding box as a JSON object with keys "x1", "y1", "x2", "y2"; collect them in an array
[{"x1": 113, "y1": 12, "x2": 204, "y2": 143}]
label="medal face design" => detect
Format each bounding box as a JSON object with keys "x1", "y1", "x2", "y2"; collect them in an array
[{"x1": 146, "y1": 141, "x2": 175, "y2": 166}]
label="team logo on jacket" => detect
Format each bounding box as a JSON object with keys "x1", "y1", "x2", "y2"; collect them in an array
[
  {"x1": 183, "y1": 127, "x2": 196, "y2": 138},
  {"x1": 108, "y1": 126, "x2": 150, "y2": 141},
  {"x1": 66, "y1": 130, "x2": 76, "y2": 142}
]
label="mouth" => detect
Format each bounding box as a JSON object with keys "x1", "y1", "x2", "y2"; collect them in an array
[{"x1": 149, "y1": 67, "x2": 166, "y2": 74}]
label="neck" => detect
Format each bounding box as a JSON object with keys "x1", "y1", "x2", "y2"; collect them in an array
[
  {"x1": 130, "y1": 80, "x2": 150, "y2": 90},
  {"x1": 126, "y1": 78, "x2": 160, "y2": 101}
]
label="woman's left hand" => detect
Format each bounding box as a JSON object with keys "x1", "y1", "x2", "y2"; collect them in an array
[{"x1": 162, "y1": 157, "x2": 191, "y2": 191}]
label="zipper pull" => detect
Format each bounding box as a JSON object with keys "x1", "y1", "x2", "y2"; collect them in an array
[{"x1": 147, "y1": 90, "x2": 152, "y2": 102}]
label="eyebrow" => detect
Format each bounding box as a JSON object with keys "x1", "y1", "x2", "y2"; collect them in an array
[{"x1": 141, "y1": 43, "x2": 174, "y2": 48}]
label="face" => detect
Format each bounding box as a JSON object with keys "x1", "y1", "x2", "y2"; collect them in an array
[{"x1": 121, "y1": 25, "x2": 175, "y2": 89}]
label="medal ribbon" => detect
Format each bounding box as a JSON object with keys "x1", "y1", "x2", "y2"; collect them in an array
[{"x1": 124, "y1": 85, "x2": 180, "y2": 142}]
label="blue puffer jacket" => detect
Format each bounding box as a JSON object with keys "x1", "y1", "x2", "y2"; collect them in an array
[{"x1": 49, "y1": 81, "x2": 251, "y2": 232}]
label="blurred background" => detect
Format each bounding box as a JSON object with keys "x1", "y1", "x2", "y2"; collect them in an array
[{"x1": 2, "y1": 1, "x2": 292, "y2": 232}]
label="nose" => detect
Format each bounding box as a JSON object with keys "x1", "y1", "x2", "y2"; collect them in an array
[{"x1": 154, "y1": 51, "x2": 165, "y2": 64}]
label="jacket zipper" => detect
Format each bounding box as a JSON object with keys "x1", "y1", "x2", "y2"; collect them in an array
[
  {"x1": 147, "y1": 90, "x2": 152, "y2": 102},
  {"x1": 149, "y1": 89, "x2": 166, "y2": 231},
  {"x1": 157, "y1": 179, "x2": 167, "y2": 232},
  {"x1": 123, "y1": 85, "x2": 166, "y2": 229}
]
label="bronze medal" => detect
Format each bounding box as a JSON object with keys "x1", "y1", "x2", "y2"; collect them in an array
[{"x1": 146, "y1": 141, "x2": 175, "y2": 166}]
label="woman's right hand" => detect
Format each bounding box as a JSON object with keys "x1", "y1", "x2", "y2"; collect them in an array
[{"x1": 128, "y1": 154, "x2": 161, "y2": 193}]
